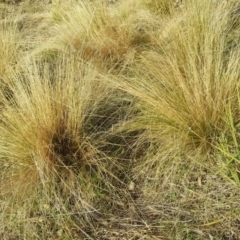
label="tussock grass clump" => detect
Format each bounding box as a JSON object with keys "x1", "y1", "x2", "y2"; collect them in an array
[
  {"x1": 41, "y1": 0, "x2": 164, "y2": 73},
  {"x1": 119, "y1": 0, "x2": 240, "y2": 173},
  {"x1": 0, "y1": 54, "x2": 127, "y2": 239},
  {"x1": 112, "y1": 0, "x2": 240, "y2": 237},
  {"x1": 1, "y1": 0, "x2": 240, "y2": 239}
]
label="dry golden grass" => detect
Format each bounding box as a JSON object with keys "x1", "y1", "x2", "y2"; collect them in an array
[
  {"x1": 0, "y1": 0, "x2": 240, "y2": 239},
  {"x1": 0, "y1": 19, "x2": 21, "y2": 92},
  {"x1": 0, "y1": 53, "x2": 130, "y2": 239},
  {"x1": 37, "y1": 0, "x2": 166, "y2": 74}
]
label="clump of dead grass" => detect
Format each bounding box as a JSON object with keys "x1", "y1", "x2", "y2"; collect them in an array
[
  {"x1": 112, "y1": 0, "x2": 240, "y2": 238},
  {"x1": 1, "y1": 0, "x2": 240, "y2": 239},
  {"x1": 0, "y1": 53, "x2": 128, "y2": 239},
  {"x1": 37, "y1": 0, "x2": 166, "y2": 73}
]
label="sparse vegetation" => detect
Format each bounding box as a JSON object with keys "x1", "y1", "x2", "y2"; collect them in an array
[{"x1": 0, "y1": 0, "x2": 240, "y2": 239}]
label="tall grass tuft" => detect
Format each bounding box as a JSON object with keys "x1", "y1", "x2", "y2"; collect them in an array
[
  {"x1": 1, "y1": 0, "x2": 240, "y2": 239},
  {"x1": 112, "y1": 0, "x2": 240, "y2": 232},
  {"x1": 0, "y1": 54, "x2": 124, "y2": 238},
  {"x1": 42, "y1": 0, "x2": 164, "y2": 73},
  {"x1": 117, "y1": 0, "x2": 240, "y2": 155}
]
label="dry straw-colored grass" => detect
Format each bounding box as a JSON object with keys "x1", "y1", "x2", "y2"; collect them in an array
[
  {"x1": 112, "y1": 0, "x2": 240, "y2": 238},
  {"x1": 0, "y1": 0, "x2": 240, "y2": 239},
  {"x1": 38, "y1": 0, "x2": 167, "y2": 73},
  {"x1": 0, "y1": 19, "x2": 21, "y2": 98},
  {"x1": 0, "y1": 54, "x2": 129, "y2": 239}
]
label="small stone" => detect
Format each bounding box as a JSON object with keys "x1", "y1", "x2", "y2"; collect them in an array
[{"x1": 128, "y1": 181, "x2": 135, "y2": 191}]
